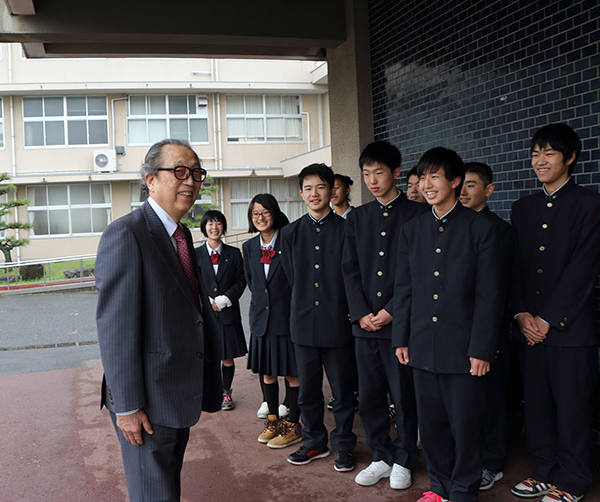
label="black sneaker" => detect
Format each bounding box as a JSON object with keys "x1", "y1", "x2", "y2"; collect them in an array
[
  {"x1": 287, "y1": 445, "x2": 330, "y2": 465},
  {"x1": 334, "y1": 451, "x2": 354, "y2": 472}
]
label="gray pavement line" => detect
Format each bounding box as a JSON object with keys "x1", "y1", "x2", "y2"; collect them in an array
[{"x1": 0, "y1": 340, "x2": 98, "y2": 351}]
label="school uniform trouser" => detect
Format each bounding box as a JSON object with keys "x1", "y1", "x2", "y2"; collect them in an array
[
  {"x1": 413, "y1": 368, "x2": 486, "y2": 502},
  {"x1": 518, "y1": 343, "x2": 598, "y2": 496},
  {"x1": 481, "y1": 342, "x2": 511, "y2": 472},
  {"x1": 111, "y1": 412, "x2": 189, "y2": 502},
  {"x1": 355, "y1": 336, "x2": 419, "y2": 468},
  {"x1": 294, "y1": 343, "x2": 357, "y2": 452}
]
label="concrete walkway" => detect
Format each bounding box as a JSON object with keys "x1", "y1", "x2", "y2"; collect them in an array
[{"x1": 1, "y1": 291, "x2": 599, "y2": 501}]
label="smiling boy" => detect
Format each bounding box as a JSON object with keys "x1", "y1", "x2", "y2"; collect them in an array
[
  {"x1": 510, "y1": 124, "x2": 600, "y2": 502},
  {"x1": 342, "y1": 141, "x2": 427, "y2": 490},
  {"x1": 392, "y1": 147, "x2": 502, "y2": 502},
  {"x1": 281, "y1": 163, "x2": 357, "y2": 472}
]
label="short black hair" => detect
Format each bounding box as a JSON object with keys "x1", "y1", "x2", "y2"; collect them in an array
[
  {"x1": 200, "y1": 210, "x2": 227, "y2": 237},
  {"x1": 334, "y1": 173, "x2": 354, "y2": 189},
  {"x1": 359, "y1": 141, "x2": 402, "y2": 173},
  {"x1": 406, "y1": 166, "x2": 419, "y2": 183},
  {"x1": 247, "y1": 193, "x2": 290, "y2": 233},
  {"x1": 416, "y1": 147, "x2": 465, "y2": 196},
  {"x1": 464, "y1": 162, "x2": 493, "y2": 187},
  {"x1": 531, "y1": 123, "x2": 581, "y2": 175},
  {"x1": 298, "y1": 163, "x2": 334, "y2": 190}
]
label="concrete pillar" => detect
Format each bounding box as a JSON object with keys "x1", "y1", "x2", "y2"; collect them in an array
[{"x1": 327, "y1": 0, "x2": 374, "y2": 205}]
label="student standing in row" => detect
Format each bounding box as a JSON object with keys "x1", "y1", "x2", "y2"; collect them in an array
[
  {"x1": 393, "y1": 147, "x2": 502, "y2": 502},
  {"x1": 331, "y1": 173, "x2": 354, "y2": 219},
  {"x1": 281, "y1": 163, "x2": 357, "y2": 471},
  {"x1": 195, "y1": 210, "x2": 247, "y2": 411},
  {"x1": 243, "y1": 194, "x2": 302, "y2": 449},
  {"x1": 459, "y1": 163, "x2": 516, "y2": 491},
  {"x1": 343, "y1": 141, "x2": 427, "y2": 490},
  {"x1": 406, "y1": 166, "x2": 427, "y2": 204},
  {"x1": 510, "y1": 124, "x2": 600, "y2": 502}
]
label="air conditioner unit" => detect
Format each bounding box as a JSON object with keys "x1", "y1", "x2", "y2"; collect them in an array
[
  {"x1": 93, "y1": 149, "x2": 117, "y2": 173},
  {"x1": 197, "y1": 95, "x2": 208, "y2": 107}
]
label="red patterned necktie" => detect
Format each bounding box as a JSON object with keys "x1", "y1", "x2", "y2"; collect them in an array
[
  {"x1": 211, "y1": 251, "x2": 220, "y2": 265},
  {"x1": 261, "y1": 246, "x2": 276, "y2": 264},
  {"x1": 173, "y1": 225, "x2": 201, "y2": 310}
]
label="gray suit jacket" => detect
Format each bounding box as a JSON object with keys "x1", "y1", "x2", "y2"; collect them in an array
[{"x1": 96, "y1": 201, "x2": 222, "y2": 429}]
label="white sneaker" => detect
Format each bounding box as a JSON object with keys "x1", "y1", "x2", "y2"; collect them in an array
[
  {"x1": 257, "y1": 401, "x2": 269, "y2": 419},
  {"x1": 390, "y1": 463, "x2": 412, "y2": 489},
  {"x1": 279, "y1": 404, "x2": 290, "y2": 418},
  {"x1": 354, "y1": 460, "x2": 392, "y2": 486}
]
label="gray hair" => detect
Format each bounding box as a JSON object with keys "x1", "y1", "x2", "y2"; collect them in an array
[{"x1": 139, "y1": 138, "x2": 201, "y2": 195}]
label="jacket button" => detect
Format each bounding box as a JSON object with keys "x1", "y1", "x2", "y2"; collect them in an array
[
  {"x1": 537, "y1": 268, "x2": 543, "y2": 274},
  {"x1": 436, "y1": 248, "x2": 441, "y2": 253},
  {"x1": 196, "y1": 320, "x2": 203, "y2": 327},
  {"x1": 314, "y1": 283, "x2": 319, "y2": 287},
  {"x1": 377, "y1": 292, "x2": 382, "y2": 297},
  {"x1": 433, "y1": 294, "x2": 439, "y2": 300},
  {"x1": 381, "y1": 231, "x2": 387, "y2": 236},
  {"x1": 377, "y1": 271, "x2": 383, "y2": 276},
  {"x1": 213, "y1": 287, "x2": 218, "y2": 292},
  {"x1": 314, "y1": 301, "x2": 320, "y2": 306},
  {"x1": 560, "y1": 322, "x2": 565, "y2": 327},
  {"x1": 197, "y1": 352, "x2": 204, "y2": 359},
  {"x1": 315, "y1": 264, "x2": 320, "y2": 269},
  {"x1": 434, "y1": 271, "x2": 440, "y2": 277},
  {"x1": 264, "y1": 289, "x2": 268, "y2": 293},
  {"x1": 265, "y1": 306, "x2": 269, "y2": 310},
  {"x1": 432, "y1": 317, "x2": 438, "y2": 322}
]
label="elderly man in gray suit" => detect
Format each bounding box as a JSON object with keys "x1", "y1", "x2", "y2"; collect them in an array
[{"x1": 96, "y1": 138, "x2": 222, "y2": 502}]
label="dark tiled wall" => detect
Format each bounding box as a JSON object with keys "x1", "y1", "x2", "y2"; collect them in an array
[{"x1": 368, "y1": 0, "x2": 600, "y2": 441}]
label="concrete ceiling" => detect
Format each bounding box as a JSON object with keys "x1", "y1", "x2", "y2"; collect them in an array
[{"x1": 0, "y1": 0, "x2": 346, "y2": 60}]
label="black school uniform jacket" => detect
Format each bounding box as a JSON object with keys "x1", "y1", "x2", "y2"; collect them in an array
[
  {"x1": 242, "y1": 234, "x2": 291, "y2": 338},
  {"x1": 510, "y1": 179, "x2": 600, "y2": 347},
  {"x1": 195, "y1": 243, "x2": 246, "y2": 326},
  {"x1": 280, "y1": 211, "x2": 353, "y2": 348},
  {"x1": 343, "y1": 193, "x2": 428, "y2": 340},
  {"x1": 392, "y1": 203, "x2": 503, "y2": 374}
]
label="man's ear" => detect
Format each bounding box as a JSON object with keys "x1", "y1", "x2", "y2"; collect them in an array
[
  {"x1": 485, "y1": 183, "x2": 495, "y2": 197},
  {"x1": 392, "y1": 166, "x2": 402, "y2": 179},
  {"x1": 451, "y1": 177, "x2": 462, "y2": 189},
  {"x1": 145, "y1": 173, "x2": 156, "y2": 193}
]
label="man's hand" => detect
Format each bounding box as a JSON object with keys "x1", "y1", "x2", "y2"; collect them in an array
[
  {"x1": 371, "y1": 309, "x2": 392, "y2": 328},
  {"x1": 116, "y1": 410, "x2": 153, "y2": 446},
  {"x1": 516, "y1": 312, "x2": 546, "y2": 345},
  {"x1": 359, "y1": 313, "x2": 379, "y2": 332},
  {"x1": 395, "y1": 347, "x2": 409, "y2": 365},
  {"x1": 211, "y1": 300, "x2": 221, "y2": 312},
  {"x1": 469, "y1": 357, "x2": 490, "y2": 376},
  {"x1": 534, "y1": 316, "x2": 550, "y2": 335}
]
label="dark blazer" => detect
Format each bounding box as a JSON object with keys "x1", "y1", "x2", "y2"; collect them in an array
[
  {"x1": 96, "y1": 201, "x2": 222, "y2": 429},
  {"x1": 510, "y1": 179, "x2": 600, "y2": 347},
  {"x1": 392, "y1": 203, "x2": 503, "y2": 373},
  {"x1": 242, "y1": 233, "x2": 291, "y2": 337},
  {"x1": 280, "y1": 211, "x2": 353, "y2": 348},
  {"x1": 342, "y1": 193, "x2": 428, "y2": 340},
  {"x1": 195, "y1": 242, "x2": 246, "y2": 326}
]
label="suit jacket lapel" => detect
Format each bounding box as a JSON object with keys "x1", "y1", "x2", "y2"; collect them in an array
[
  {"x1": 197, "y1": 244, "x2": 218, "y2": 288},
  {"x1": 142, "y1": 202, "x2": 201, "y2": 312},
  {"x1": 266, "y1": 238, "x2": 282, "y2": 283},
  {"x1": 251, "y1": 237, "x2": 268, "y2": 288}
]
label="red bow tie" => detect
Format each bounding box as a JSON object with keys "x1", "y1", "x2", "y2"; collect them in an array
[
  {"x1": 261, "y1": 247, "x2": 276, "y2": 264},
  {"x1": 211, "y1": 251, "x2": 220, "y2": 265}
]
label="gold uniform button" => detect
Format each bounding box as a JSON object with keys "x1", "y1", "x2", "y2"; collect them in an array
[
  {"x1": 264, "y1": 289, "x2": 268, "y2": 293},
  {"x1": 213, "y1": 287, "x2": 218, "y2": 292},
  {"x1": 381, "y1": 231, "x2": 387, "y2": 236},
  {"x1": 314, "y1": 283, "x2": 319, "y2": 287},
  {"x1": 383, "y1": 212, "x2": 389, "y2": 217},
  {"x1": 379, "y1": 251, "x2": 385, "y2": 256},
  {"x1": 537, "y1": 268, "x2": 543, "y2": 273},
  {"x1": 433, "y1": 294, "x2": 439, "y2": 300},
  {"x1": 439, "y1": 226, "x2": 444, "y2": 232},
  {"x1": 265, "y1": 306, "x2": 269, "y2": 310},
  {"x1": 377, "y1": 292, "x2": 382, "y2": 297},
  {"x1": 316, "y1": 228, "x2": 321, "y2": 233},
  {"x1": 534, "y1": 290, "x2": 540, "y2": 295},
  {"x1": 560, "y1": 322, "x2": 565, "y2": 327},
  {"x1": 315, "y1": 301, "x2": 320, "y2": 306},
  {"x1": 563, "y1": 317, "x2": 567, "y2": 322},
  {"x1": 434, "y1": 271, "x2": 440, "y2": 277},
  {"x1": 432, "y1": 316, "x2": 438, "y2": 322},
  {"x1": 547, "y1": 202, "x2": 553, "y2": 207},
  {"x1": 315, "y1": 264, "x2": 320, "y2": 269},
  {"x1": 315, "y1": 245, "x2": 320, "y2": 250},
  {"x1": 196, "y1": 320, "x2": 203, "y2": 327},
  {"x1": 542, "y1": 223, "x2": 548, "y2": 229},
  {"x1": 377, "y1": 271, "x2": 383, "y2": 276},
  {"x1": 539, "y1": 246, "x2": 545, "y2": 251},
  {"x1": 436, "y1": 248, "x2": 441, "y2": 253}
]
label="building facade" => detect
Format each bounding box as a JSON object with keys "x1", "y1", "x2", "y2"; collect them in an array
[{"x1": 0, "y1": 44, "x2": 330, "y2": 261}]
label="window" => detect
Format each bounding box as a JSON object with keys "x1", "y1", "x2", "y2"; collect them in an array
[
  {"x1": 26, "y1": 184, "x2": 111, "y2": 237},
  {"x1": 226, "y1": 95, "x2": 303, "y2": 143},
  {"x1": 130, "y1": 182, "x2": 212, "y2": 220},
  {"x1": 230, "y1": 178, "x2": 305, "y2": 228},
  {"x1": 128, "y1": 95, "x2": 209, "y2": 145},
  {"x1": 23, "y1": 96, "x2": 108, "y2": 147}
]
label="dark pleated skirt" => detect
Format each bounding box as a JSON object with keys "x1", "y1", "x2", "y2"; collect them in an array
[
  {"x1": 247, "y1": 332, "x2": 298, "y2": 377},
  {"x1": 220, "y1": 322, "x2": 248, "y2": 360}
]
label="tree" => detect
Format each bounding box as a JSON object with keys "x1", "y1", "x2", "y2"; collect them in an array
[
  {"x1": 0, "y1": 173, "x2": 34, "y2": 263},
  {"x1": 181, "y1": 174, "x2": 220, "y2": 228}
]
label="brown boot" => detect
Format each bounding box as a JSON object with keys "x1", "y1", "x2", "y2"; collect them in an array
[
  {"x1": 258, "y1": 415, "x2": 280, "y2": 443},
  {"x1": 267, "y1": 420, "x2": 303, "y2": 449}
]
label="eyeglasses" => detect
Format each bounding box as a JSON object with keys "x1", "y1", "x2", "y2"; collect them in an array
[
  {"x1": 251, "y1": 210, "x2": 272, "y2": 220},
  {"x1": 157, "y1": 166, "x2": 207, "y2": 182}
]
